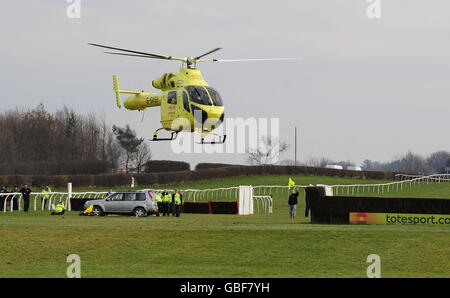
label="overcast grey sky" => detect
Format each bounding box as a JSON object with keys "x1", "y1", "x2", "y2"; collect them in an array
[{"x1": 1, "y1": 1, "x2": 449, "y2": 168}]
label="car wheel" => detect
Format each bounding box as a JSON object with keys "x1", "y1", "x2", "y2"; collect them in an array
[
  {"x1": 134, "y1": 207, "x2": 146, "y2": 217},
  {"x1": 93, "y1": 206, "x2": 104, "y2": 216}
]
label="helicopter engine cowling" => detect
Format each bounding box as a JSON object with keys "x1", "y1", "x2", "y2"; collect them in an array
[{"x1": 152, "y1": 73, "x2": 177, "y2": 90}]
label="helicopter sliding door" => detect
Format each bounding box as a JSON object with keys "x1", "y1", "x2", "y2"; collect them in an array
[
  {"x1": 178, "y1": 90, "x2": 194, "y2": 132},
  {"x1": 161, "y1": 91, "x2": 177, "y2": 130}
]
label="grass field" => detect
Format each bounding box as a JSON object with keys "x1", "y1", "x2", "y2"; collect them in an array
[{"x1": 1, "y1": 175, "x2": 449, "y2": 278}]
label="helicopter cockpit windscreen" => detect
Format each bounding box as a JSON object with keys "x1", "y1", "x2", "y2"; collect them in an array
[
  {"x1": 185, "y1": 86, "x2": 212, "y2": 106},
  {"x1": 205, "y1": 86, "x2": 223, "y2": 106}
]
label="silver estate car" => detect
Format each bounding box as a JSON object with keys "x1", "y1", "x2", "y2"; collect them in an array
[{"x1": 83, "y1": 191, "x2": 158, "y2": 217}]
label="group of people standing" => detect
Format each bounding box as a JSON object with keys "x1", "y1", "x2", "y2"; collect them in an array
[
  {"x1": 155, "y1": 189, "x2": 183, "y2": 217},
  {"x1": 0, "y1": 184, "x2": 65, "y2": 214},
  {"x1": 0, "y1": 184, "x2": 32, "y2": 211},
  {"x1": 0, "y1": 185, "x2": 21, "y2": 210}
]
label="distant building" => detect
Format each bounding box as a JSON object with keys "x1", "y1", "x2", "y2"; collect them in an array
[
  {"x1": 346, "y1": 166, "x2": 362, "y2": 171},
  {"x1": 325, "y1": 164, "x2": 343, "y2": 170}
]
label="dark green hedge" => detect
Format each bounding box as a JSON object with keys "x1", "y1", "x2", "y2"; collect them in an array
[
  {"x1": 195, "y1": 163, "x2": 237, "y2": 170},
  {"x1": 144, "y1": 160, "x2": 190, "y2": 173},
  {"x1": 0, "y1": 160, "x2": 110, "y2": 175}
]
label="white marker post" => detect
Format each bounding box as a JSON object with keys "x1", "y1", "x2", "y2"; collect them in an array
[
  {"x1": 67, "y1": 183, "x2": 72, "y2": 211},
  {"x1": 268, "y1": 196, "x2": 273, "y2": 214}
]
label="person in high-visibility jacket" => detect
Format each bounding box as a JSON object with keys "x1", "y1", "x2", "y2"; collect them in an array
[
  {"x1": 155, "y1": 193, "x2": 162, "y2": 216},
  {"x1": 40, "y1": 185, "x2": 52, "y2": 210},
  {"x1": 52, "y1": 200, "x2": 66, "y2": 215},
  {"x1": 172, "y1": 189, "x2": 183, "y2": 217},
  {"x1": 161, "y1": 189, "x2": 171, "y2": 216}
]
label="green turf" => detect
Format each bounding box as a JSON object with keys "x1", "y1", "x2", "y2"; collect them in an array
[{"x1": 1, "y1": 175, "x2": 449, "y2": 278}]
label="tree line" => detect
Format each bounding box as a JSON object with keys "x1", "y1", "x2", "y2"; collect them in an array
[
  {"x1": 248, "y1": 135, "x2": 449, "y2": 175},
  {"x1": 0, "y1": 104, "x2": 151, "y2": 174},
  {"x1": 361, "y1": 151, "x2": 450, "y2": 175},
  {"x1": 281, "y1": 151, "x2": 450, "y2": 175}
]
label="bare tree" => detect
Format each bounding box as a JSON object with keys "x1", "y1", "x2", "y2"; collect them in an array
[
  {"x1": 246, "y1": 135, "x2": 288, "y2": 165},
  {"x1": 304, "y1": 157, "x2": 334, "y2": 168},
  {"x1": 279, "y1": 159, "x2": 296, "y2": 166},
  {"x1": 0, "y1": 104, "x2": 126, "y2": 174},
  {"x1": 131, "y1": 141, "x2": 152, "y2": 173},
  {"x1": 105, "y1": 132, "x2": 122, "y2": 172},
  {"x1": 426, "y1": 151, "x2": 450, "y2": 174},
  {"x1": 112, "y1": 124, "x2": 144, "y2": 172},
  {"x1": 401, "y1": 151, "x2": 431, "y2": 175}
]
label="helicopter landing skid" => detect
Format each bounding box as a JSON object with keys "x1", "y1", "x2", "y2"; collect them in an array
[
  {"x1": 151, "y1": 130, "x2": 179, "y2": 141},
  {"x1": 197, "y1": 134, "x2": 227, "y2": 145}
]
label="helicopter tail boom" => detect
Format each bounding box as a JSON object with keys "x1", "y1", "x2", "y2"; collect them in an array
[
  {"x1": 123, "y1": 93, "x2": 161, "y2": 110},
  {"x1": 112, "y1": 74, "x2": 161, "y2": 111}
]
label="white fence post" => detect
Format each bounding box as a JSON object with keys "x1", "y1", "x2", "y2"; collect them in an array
[{"x1": 67, "y1": 183, "x2": 72, "y2": 211}]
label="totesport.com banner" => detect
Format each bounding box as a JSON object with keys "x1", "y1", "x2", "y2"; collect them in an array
[{"x1": 349, "y1": 212, "x2": 450, "y2": 225}]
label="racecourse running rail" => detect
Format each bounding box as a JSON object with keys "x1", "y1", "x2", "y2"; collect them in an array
[{"x1": 2, "y1": 174, "x2": 448, "y2": 212}]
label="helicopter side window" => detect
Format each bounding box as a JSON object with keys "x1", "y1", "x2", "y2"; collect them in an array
[
  {"x1": 167, "y1": 91, "x2": 177, "y2": 105},
  {"x1": 185, "y1": 86, "x2": 212, "y2": 106},
  {"x1": 205, "y1": 86, "x2": 223, "y2": 106},
  {"x1": 182, "y1": 92, "x2": 190, "y2": 112}
]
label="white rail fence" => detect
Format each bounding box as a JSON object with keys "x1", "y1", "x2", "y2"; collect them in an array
[
  {"x1": 143, "y1": 187, "x2": 241, "y2": 202},
  {"x1": 395, "y1": 173, "x2": 450, "y2": 182},
  {"x1": 145, "y1": 174, "x2": 448, "y2": 202},
  {"x1": 144, "y1": 185, "x2": 311, "y2": 202},
  {"x1": 1, "y1": 191, "x2": 108, "y2": 212},
  {"x1": 253, "y1": 196, "x2": 273, "y2": 214},
  {"x1": 330, "y1": 174, "x2": 450, "y2": 196},
  {"x1": 2, "y1": 174, "x2": 447, "y2": 213}
]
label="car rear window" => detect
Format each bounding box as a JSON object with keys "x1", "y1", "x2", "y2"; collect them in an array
[{"x1": 137, "y1": 193, "x2": 146, "y2": 201}]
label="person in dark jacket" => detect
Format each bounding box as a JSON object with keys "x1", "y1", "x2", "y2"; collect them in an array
[
  {"x1": 0, "y1": 185, "x2": 6, "y2": 211},
  {"x1": 288, "y1": 188, "x2": 299, "y2": 220},
  {"x1": 20, "y1": 184, "x2": 32, "y2": 212}
]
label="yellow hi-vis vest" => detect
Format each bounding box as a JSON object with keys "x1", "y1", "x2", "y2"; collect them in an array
[
  {"x1": 174, "y1": 193, "x2": 181, "y2": 205},
  {"x1": 41, "y1": 188, "x2": 51, "y2": 199},
  {"x1": 156, "y1": 195, "x2": 162, "y2": 203},
  {"x1": 55, "y1": 203, "x2": 65, "y2": 213},
  {"x1": 163, "y1": 194, "x2": 171, "y2": 203}
]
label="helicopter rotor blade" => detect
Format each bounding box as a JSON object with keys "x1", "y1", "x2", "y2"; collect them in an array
[
  {"x1": 197, "y1": 57, "x2": 303, "y2": 63},
  {"x1": 88, "y1": 43, "x2": 187, "y2": 62},
  {"x1": 102, "y1": 52, "x2": 187, "y2": 63},
  {"x1": 103, "y1": 52, "x2": 164, "y2": 59},
  {"x1": 193, "y1": 47, "x2": 223, "y2": 60}
]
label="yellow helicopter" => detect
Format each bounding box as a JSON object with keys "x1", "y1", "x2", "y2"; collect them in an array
[{"x1": 89, "y1": 43, "x2": 301, "y2": 144}]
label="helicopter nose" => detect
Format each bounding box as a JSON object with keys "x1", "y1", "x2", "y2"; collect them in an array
[
  {"x1": 204, "y1": 110, "x2": 225, "y2": 130},
  {"x1": 208, "y1": 110, "x2": 223, "y2": 121},
  {"x1": 191, "y1": 106, "x2": 224, "y2": 130},
  {"x1": 192, "y1": 106, "x2": 208, "y2": 124}
]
